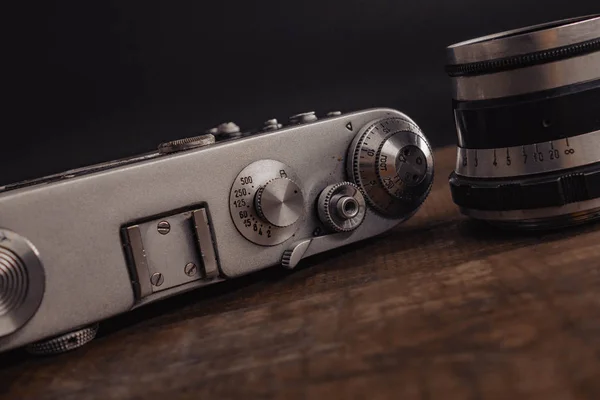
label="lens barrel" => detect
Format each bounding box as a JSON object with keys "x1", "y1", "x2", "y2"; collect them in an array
[{"x1": 446, "y1": 15, "x2": 600, "y2": 229}]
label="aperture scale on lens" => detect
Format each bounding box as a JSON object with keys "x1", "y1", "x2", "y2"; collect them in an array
[{"x1": 455, "y1": 130, "x2": 600, "y2": 178}]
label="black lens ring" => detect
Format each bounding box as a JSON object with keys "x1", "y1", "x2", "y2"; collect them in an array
[
  {"x1": 453, "y1": 80, "x2": 600, "y2": 149},
  {"x1": 450, "y1": 161, "x2": 600, "y2": 212}
]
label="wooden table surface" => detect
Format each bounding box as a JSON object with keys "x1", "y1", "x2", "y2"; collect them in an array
[{"x1": 3, "y1": 146, "x2": 600, "y2": 399}]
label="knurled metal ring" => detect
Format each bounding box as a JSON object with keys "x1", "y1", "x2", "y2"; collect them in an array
[
  {"x1": 317, "y1": 182, "x2": 367, "y2": 232},
  {"x1": 446, "y1": 38, "x2": 600, "y2": 77},
  {"x1": 158, "y1": 134, "x2": 215, "y2": 154},
  {"x1": 25, "y1": 324, "x2": 99, "y2": 355}
]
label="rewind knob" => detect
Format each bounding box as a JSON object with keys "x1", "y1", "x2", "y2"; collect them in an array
[
  {"x1": 255, "y1": 178, "x2": 304, "y2": 227},
  {"x1": 0, "y1": 229, "x2": 45, "y2": 338}
]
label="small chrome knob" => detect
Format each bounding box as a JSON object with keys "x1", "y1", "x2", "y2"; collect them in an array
[
  {"x1": 289, "y1": 112, "x2": 317, "y2": 125},
  {"x1": 262, "y1": 119, "x2": 282, "y2": 131},
  {"x1": 26, "y1": 324, "x2": 99, "y2": 355},
  {"x1": 208, "y1": 122, "x2": 242, "y2": 140},
  {"x1": 317, "y1": 182, "x2": 367, "y2": 232},
  {"x1": 255, "y1": 178, "x2": 304, "y2": 227},
  {"x1": 216, "y1": 122, "x2": 241, "y2": 136}
]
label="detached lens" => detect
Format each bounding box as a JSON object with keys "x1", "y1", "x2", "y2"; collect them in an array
[{"x1": 446, "y1": 15, "x2": 600, "y2": 229}]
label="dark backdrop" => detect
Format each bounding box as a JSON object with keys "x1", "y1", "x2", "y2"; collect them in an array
[{"x1": 2, "y1": 1, "x2": 598, "y2": 186}]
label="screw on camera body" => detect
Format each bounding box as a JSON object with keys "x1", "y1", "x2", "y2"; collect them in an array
[
  {"x1": 184, "y1": 263, "x2": 197, "y2": 277},
  {"x1": 150, "y1": 272, "x2": 164, "y2": 287},
  {"x1": 157, "y1": 221, "x2": 171, "y2": 235}
]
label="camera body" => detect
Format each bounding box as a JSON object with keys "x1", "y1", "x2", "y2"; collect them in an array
[{"x1": 0, "y1": 108, "x2": 433, "y2": 354}]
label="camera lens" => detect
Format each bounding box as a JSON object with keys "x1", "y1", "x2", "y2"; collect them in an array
[{"x1": 445, "y1": 15, "x2": 600, "y2": 229}]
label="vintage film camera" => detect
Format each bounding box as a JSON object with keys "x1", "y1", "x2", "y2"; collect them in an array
[{"x1": 0, "y1": 108, "x2": 434, "y2": 354}]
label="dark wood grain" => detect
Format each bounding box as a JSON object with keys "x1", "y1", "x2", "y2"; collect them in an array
[{"x1": 3, "y1": 146, "x2": 600, "y2": 399}]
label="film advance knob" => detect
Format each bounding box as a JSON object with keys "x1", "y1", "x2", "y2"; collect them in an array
[{"x1": 255, "y1": 178, "x2": 304, "y2": 227}]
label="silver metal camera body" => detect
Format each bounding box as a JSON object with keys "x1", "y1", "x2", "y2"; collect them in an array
[{"x1": 0, "y1": 108, "x2": 434, "y2": 354}]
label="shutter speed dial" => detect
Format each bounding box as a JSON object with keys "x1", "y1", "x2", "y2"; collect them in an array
[
  {"x1": 348, "y1": 116, "x2": 434, "y2": 218},
  {"x1": 230, "y1": 160, "x2": 305, "y2": 246},
  {"x1": 255, "y1": 178, "x2": 303, "y2": 228}
]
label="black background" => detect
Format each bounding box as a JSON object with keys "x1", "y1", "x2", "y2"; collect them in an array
[{"x1": 2, "y1": 1, "x2": 598, "y2": 186}]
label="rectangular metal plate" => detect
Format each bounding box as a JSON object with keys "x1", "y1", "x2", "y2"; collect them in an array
[
  {"x1": 192, "y1": 209, "x2": 219, "y2": 279},
  {"x1": 123, "y1": 207, "x2": 220, "y2": 300}
]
